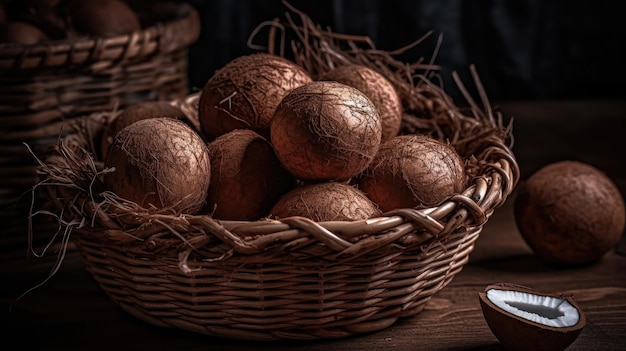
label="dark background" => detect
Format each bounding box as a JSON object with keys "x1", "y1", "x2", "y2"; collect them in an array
[{"x1": 183, "y1": 0, "x2": 626, "y2": 104}]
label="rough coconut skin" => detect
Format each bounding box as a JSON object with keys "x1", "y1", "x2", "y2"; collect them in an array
[
  {"x1": 269, "y1": 182, "x2": 382, "y2": 222},
  {"x1": 514, "y1": 160, "x2": 626, "y2": 265},
  {"x1": 205, "y1": 129, "x2": 294, "y2": 220},
  {"x1": 104, "y1": 118, "x2": 211, "y2": 214},
  {"x1": 358, "y1": 134, "x2": 466, "y2": 212},
  {"x1": 270, "y1": 81, "x2": 382, "y2": 181},
  {"x1": 319, "y1": 64, "x2": 403, "y2": 142},
  {"x1": 100, "y1": 101, "x2": 187, "y2": 159},
  {"x1": 198, "y1": 53, "x2": 312, "y2": 140}
]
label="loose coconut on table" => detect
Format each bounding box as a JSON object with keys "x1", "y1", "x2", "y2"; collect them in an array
[{"x1": 31, "y1": 1, "x2": 519, "y2": 341}]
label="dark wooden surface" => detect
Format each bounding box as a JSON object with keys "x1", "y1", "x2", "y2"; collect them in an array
[{"x1": 1, "y1": 100, "x2": 625, "y2": 350}]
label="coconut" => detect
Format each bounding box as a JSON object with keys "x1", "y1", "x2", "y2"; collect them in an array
[
  {"x1": 104, "y1": 117, "x2": 211, "y2": 214},
  {"x1": 319, "y1": 64, "x2": 403, "y2": 142},
  {"x1": 269, "y1": 181, "x2": 381, "y2": 222},
  {"x1": 514, "y1": 160, "x2": 626, "y2": 265},
  {"x1": 270, "y1": 80, "x2": 382, "y2": 181},
  {"x1": 358, "y1": 134, "x2": 466, "y2": 212},
  {"x1": 0, "y1": 21, "x2": 48, "y2": 44},
  {"x1": 100, "y1": 101, "x2": 187, "y2": 159},
  {"x1": 204, "y1": 129, "x2": 295, "y2": 220},
  {"x1": 198, "y1": 53, "x2": 312, "y2": 140},
  {"x1": 479, "y1": 283, "x2": 586, "y2": 351},
  {"x1": 66, "y1": 0, "x2": 140, "y2": 36}
]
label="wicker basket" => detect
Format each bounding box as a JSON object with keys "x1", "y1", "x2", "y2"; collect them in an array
[
  {"x1": 0, "y1": 2, "x2": 201, "y2": 243},
  {"x1": 34, "y1": 5, "x2": 519, "y2": 341},
  {"x1": 37, "y1": 89, "x2": 517, "y2": 340}
]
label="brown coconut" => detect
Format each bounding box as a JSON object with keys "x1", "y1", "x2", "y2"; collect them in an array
[
  {"x1": 358, "y1": 134, "x2": 466, "y2": 212},
  {"x1": 0, "y1": 21, "x2": 48, "y2": 44},
  {"x1": 100, "y1": 101, "x2": 187, "y2": 159},
  {"x1": 104, "y1": 118, "x2": 211, "y2": 214},
  {"x1": 204, "y1": 129, "x2": 295, "y2": 220},
  {"x1": 270, "y1": 81, "x2": 382, "y2": 181},
  {"x1": 66, "y1": 0, "x2": 140, "y2": 36},
  {"x1": 198, "y1": 53, "x2": 312, "y2": 140},
  {"x1": 269, "y1": 181, "x2": 382, "y2": 222},
  {"x1": 319, "y1": 64, "x2": 403, "y2": 142},
  {"x1": 514, "y1": 160, "x2": 626, "y2": 265}
]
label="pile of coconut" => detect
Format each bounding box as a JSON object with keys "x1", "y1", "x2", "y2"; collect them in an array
[
  {"x1": 32, "y1": 2, "x2": 517, "y2": 259},
  {"x1": 90, "y1": 5, "x2": 511, "y2": 224}
]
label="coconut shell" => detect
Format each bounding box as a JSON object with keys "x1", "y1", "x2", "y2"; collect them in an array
[
  {"x1": 104, "y1": 118, "x2": 211, "y2": 214},
  {"x1": 204, "y1": 129, "x2": 295, "y2": 220},
  {"x1": 0, "y1": 21, "x2": 49, "y2": 44},
  {"x1": 100, "y1": 101, "x2": 187, "y2": 160},
  {"x1": 270, "y1": 80, "x2": 382, "y2": 181},
  {"x1": 319, "y1": 64, "x2": 403, "y2": 142},
  {"x1": 198, "y1": 53, "x2": 312, "y2": 140},
  {"x1": 479, "y1": 283, "x2": 586, "y2": 351},
  {"x1": 269, "y1": 182, "x2": 382, "y2": 222},
  {"x1": 514, "y1": 160, "x2": 626, "y2": 265},
  {"x1": 66, "y1": 0, "x2": 140, "y2": 36},
  {"x1": 358, "y1": 134, "x2": 466, "y2": 212}
]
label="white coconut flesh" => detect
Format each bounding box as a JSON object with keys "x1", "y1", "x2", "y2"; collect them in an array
[{"x1": 486, "y1": 288, "x2": 580, "y2": 328}]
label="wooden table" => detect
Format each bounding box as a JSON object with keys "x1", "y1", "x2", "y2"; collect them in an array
[{"x1": 2, "y1": 100, "x2": 625, "y2": 350}]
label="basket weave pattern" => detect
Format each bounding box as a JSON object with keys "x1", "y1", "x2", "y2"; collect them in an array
[
  {"x1": 0, "y1": 2, "x2": 200, "y2": 239},
  {"x1": 74, "y1": 220, "x2": 480, "y2": 340}
]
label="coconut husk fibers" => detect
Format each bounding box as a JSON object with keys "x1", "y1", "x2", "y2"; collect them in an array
[{"x1": 28, "y1": 1, "x2": 519, "y2": 341}]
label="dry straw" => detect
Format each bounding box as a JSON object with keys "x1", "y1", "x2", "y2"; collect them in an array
[{"x1": 33, "y1": 2, "x2": 519, "y2": 341}]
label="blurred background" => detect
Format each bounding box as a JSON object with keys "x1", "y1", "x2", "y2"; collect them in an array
[{"x1": 184, "y1": 0, "x2": 626, "y2": 103}]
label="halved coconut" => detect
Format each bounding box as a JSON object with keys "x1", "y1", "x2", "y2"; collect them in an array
[{"x1": 479, "y1": 283, "x2": 586, "y2": 351}]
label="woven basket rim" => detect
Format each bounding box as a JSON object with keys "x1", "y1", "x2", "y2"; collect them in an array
[
  {"x1": 0, "y1": 2, "x2": 200, "y2": 71},
  {"x1": 36, "y1": 89, "x2": 519, "y2": 264}
]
